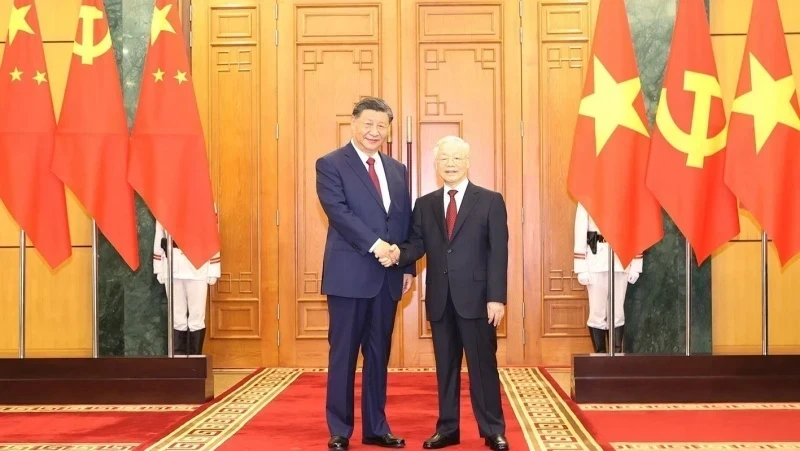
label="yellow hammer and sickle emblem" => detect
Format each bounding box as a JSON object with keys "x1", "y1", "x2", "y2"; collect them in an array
[
  {"x1": 655, "y1": 71, "x2": 727, "y2": 168},
  {"x1": 73, "y1": 6, "x2": 113, "y2": 64}
]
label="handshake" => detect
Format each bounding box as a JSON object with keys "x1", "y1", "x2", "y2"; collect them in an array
[{"x1": 374, "y1": 240, "x2": 401, "y2": 267}]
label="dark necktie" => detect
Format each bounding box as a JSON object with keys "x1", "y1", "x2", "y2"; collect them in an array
[
  {"x1": 446, "y1": 189, "x2": 457, "y2": 239},
  {"x1": 366, "y1": 157, "x2": 382, "y2": 201}
]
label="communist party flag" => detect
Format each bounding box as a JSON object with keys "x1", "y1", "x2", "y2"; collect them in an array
[
  {"x1": 128, "y1": 0, "x2": 220, "y2": 267},
  {"x1": 566, "y1": 0, "x2": 663, "y2": 267},
  {"x1": 645, "y1": 0, "x2": 739, "y2": 264},
  {"x1": 0, "y1": 0, "x2": 72, "y2": 269},
  {"x1": 724, "y1": 0, "x2": 800, "y2": 267},
  {"x1": 52, "y1": 0, "x2": 140, "y2": 270}
]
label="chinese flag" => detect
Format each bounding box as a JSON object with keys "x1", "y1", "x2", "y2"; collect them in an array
[
  {"x1": 0, "y1": 0, "x2": 72, "y2": 269},
  {"x1": 645, "y1": 0, "x2": 739, "y2": 264},
  {"x1": 52, "y1": 0, "x2": 140, "y2": 270},
  {"x1": 128, "y1": 0, "x2": 220, "y2": 267},
  {"x1": 567, "y1": 0, "x2": 663, "y2": 267},
  {"x1": 724, "y1": 0, "x2": 800, "y2": 267}
]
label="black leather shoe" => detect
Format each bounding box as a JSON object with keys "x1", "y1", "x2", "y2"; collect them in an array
[
  {"x1": 485, "y1": 434, "x2": 509, "y2": 450},
  {"x1": 362, "y1": 433, "x2": 405, "y2": 448},
  {"x1": 423, "y1": 431, "x2": 460, "y2": 449},
  {"x1": 328, "y1": 436, "x2": 349, "y2": 449}
]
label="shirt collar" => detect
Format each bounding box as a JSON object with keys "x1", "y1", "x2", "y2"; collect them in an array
[
  {"x1": 351, "y1": 139, "x2": 380, "y2": 165},
  {"x1": 444, "y1": 178, "x2": 469, "y2": 194}
]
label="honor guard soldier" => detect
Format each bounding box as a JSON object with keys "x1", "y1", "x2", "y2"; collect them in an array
[
  {"x1": 573, "y1": 202, "x2": 642, "y2": 353},
  {"x1": 154, "y1": 213, "x2": 221, "y2": 356}
]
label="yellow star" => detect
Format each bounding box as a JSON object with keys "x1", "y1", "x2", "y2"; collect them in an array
[
  {"x1": 153, "y1": 68, "x2": 165, "y2": 82},
  {"x1": 33, "y1": 70, "x2": 47, "y2": 85},
  {"x1": 150, "y1": 4, "x2": 176, "y2": 45},
  {"x1": 731, "y1": 53, "x2": 800, "y2": 153},
  {"x1": 10, "y1": 67, "x2": 22, "y2": 81},
  {"x1": 8, "y1": 5, "x2": 34, "y2": 45},
  {"x1": 578, "y1": 56, "x2": 649, "y2": 155},
  {"x1": 174, "y1": 70, "x2": 188, "y2": 85}
]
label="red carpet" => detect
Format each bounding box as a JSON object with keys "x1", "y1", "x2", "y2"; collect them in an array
[
  {"x1": 219, "y1": 371, "x2": 526, "y2": 450},
  {"x1": 540, "y1": 368, "x2": 800, "y2": 449}
]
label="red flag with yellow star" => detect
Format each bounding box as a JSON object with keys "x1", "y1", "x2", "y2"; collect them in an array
[
  {"x1": 52, "y1": 0, "x2": 139, "y2": 270},
  {"x1": 0, "y1": 0, "x2": 72, "y2": 269},
  {"x1": 724, "y1": 0, "x2": 800, "y2": 267},
  {"x1": 567, "y1": 0, "x2": 663, "y2": 267},
  {"x1": 128, "y1": 0, "x2": 219, "y2": 267},
  {"x1": 645, "y1": 0, "x2": 739, "y2": 264}
]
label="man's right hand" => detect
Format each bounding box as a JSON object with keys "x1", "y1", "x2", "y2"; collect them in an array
[
  {"x1": 157, "y1": 273, "x2": 166, "y2": 285},
  {"x1": 373, "y1": 239, "x2": 393, "y2": 260},
  {"x1": 378, "y1": 244, "x2": 400, "y2": 267}
]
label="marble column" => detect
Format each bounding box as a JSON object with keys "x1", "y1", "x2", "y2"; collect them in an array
[
  {"x1": 623, "y1": 0, "x2": 712, "y2": 354},
  {"x1": 100, "y1": 0, "x2": 167, "y2": 356}
]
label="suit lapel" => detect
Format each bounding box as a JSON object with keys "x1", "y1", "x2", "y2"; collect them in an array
[
  {"x1": 431, "y1": 188, "x2": 447, "y2": 240},
  {"x1": 450, "y1": 182, "x2": 479, "y2": 241},
  {"x1": 380, "y1": 153, "x2": 403, "y2": 215},
  {"x1": 344, "y1": 143, "x2": 384, "y2": 211}
]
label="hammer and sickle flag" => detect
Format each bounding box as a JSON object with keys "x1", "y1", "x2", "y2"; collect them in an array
[
  {"x1": 0, "y1": 0, "x2": 72, "y2": 269},
  {"x1": 566, "y1": 0, "x2": 663, "y2": 267},
  {"x1": 724, "y1": 0, "x2": 800, "y2": 267},
  {"x1": 52, "y1": 0, "x2": 140, "y2": 270},
  {"x1": 645, "y1": 0, "x2": 740, "y2": 264},
  {"x1": 129, "y1": 0, "x2": 220, "y2": 268}
]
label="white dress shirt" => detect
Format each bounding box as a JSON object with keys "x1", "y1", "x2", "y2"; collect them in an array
[
  {"x1": 351, "y1": 140, "x2": 392, "y2": 253},
  {"x1": 443, "y1": 178, "x2": 469, "y2": 216}
]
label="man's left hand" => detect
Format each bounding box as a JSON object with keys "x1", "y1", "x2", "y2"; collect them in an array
[
  {"x1": 402, "y1": 274, "x2": 413, "y2": 294},
  {"x1": 487, "y1": 302, "x2": 504, "y2": 327}
]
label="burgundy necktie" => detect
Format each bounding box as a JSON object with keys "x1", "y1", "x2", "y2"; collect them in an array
[
  {"x1": 446, "y1": 189, "x2": 457, "y2": 239},
  {"x1": 366, "y1": 157, "x2": 382, "y2": 201}
]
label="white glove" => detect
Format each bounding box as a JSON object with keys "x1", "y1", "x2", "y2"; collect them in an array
[
  {"x1": 627, "y1": 272, "x2": 639, "y2": 284},
  {"x1": 156, "y1": 272, "x2": 166, "y2": 284},
  {"x1": 207, "y1": 277, "x2": 218, "y2": 285},
  {"x1": 577, "y1": 272, "x2": 590, "y2": 285}
]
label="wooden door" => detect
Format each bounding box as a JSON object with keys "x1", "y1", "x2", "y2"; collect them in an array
[
  {"x1": 398, "y1": 1, "x2": 525, "y2": 367},
  {"x1": 276, "y1": 0, "x2": 402, "y2": 366}
]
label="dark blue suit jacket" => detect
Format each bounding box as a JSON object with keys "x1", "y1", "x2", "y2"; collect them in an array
[{"x1": 316, "y1": 143, "x2": 415, "y2": 302}]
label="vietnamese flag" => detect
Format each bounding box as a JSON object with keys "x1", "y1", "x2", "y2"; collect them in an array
[
  {"x1": 645, "y1": 0, "x2": 740, "y2": 264},
  {"x1": 0, "y1": 0, "x2": 72, "y2": 269},
  {"x1": 567, "y1": 0, "x2": 663, "y2": 267},
  {"x1": 128, "y1": 0, "x2": 219, "y2": 267},
  {"x1": 724, "y1": 0, "x2": 800, "y2": 267},
  {"x1": 53, "y1": 0, "x2": 140, "y2": 270}
]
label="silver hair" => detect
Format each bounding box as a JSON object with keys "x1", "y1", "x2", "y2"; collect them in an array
[{"x1": 432, "y1": 135, "x2": 470, "y2": 160}]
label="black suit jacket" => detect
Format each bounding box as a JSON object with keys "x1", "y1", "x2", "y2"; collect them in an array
[{"x1": 398, "y1": 182, "x2": 508, "y2": 322}]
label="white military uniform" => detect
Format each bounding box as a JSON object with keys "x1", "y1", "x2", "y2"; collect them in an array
[
  {"x1": 573, "y1": 203, "x2": 642, "y2": 330},
  {"x1": 154, "y1": 221, "x2": 221, "y2": 333}
]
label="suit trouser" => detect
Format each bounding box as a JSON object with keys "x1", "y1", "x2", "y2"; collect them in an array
[
  {"x1": 326, "y1": 273, "x2": 398, "y2": 439},
  {"x1": 168, "y1": 279, "x2": 208, "y2": 332},
  {"x1": 586, "y1": 271, "x2": 627, "y2": 329},
  {"x1": 431, "y1": 290, "x2": 505, "y2": 438}
]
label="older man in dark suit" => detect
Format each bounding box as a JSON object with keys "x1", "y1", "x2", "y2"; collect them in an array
[{"x1": 380, "y1": 136, "x2": 509, "y2": 450}]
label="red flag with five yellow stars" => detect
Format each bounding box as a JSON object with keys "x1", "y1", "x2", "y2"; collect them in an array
[
  {"x1": 724, "y1": 0, "x2": 800, "y2": 267},
  {"x1": 567, "y1": 0, "x2": 663, "y2": 267},
  {"x1": 0, "y1": 0, "x2": 72, "y2": 269},
  {"x1": 128, "y1": 0, "x2": 219, "y2": 267},
  {"x1": 52, "y1": 0, "x2": 140, "y2": 270},
  {"x1": 645, "y1": 0, "x2": 739, "y2": 264}
]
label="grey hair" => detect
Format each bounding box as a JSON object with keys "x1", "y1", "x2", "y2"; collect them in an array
[
  {"x1": 432, "y1": 135, "x2": 470, "y2": 159},
  {"x1": 352, "y1": 96, "x2": 394, "y2": 123}
]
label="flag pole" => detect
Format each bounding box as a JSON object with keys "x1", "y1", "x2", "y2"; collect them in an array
[
  {"x1": 685, "y1": 240, "x2": 692, "y2": 356},
  {"x1": 608, "y1": 249, "x2": 615, "y2": 356},
  {"x1": 167, "y1": 232, "x2": 175, "y2": 358},
  {"x1": 19, "y1": 231, "x2": 26, "y2": 359},
  {"x1": 92, "y1": 221, "x2": 99, "y2": 358},
  {"x1": 761, "y1": 231, "x2": 769, "y2": 355}
]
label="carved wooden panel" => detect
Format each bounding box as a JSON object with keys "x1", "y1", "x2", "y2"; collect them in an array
[
  {"x1": 418, "y1": 4, "x2": 501, "y2": 42},
  {"x1": 539, "y1": 0, "x2": 591, "y2": 337},
  {"x1": 297, "y1": 6, "x2": 379, "y2": 43},
  {"x1": 206, "y1": 5, "x2": 261, "y2": 340}
]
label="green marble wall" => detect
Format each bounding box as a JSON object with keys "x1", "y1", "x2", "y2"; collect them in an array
[
  {"x1": 624, "y1": 0, "x2": 712, "y2": 354},
  {"x1": 99, "y1": 0, "x2": 167, "y2": 356}
]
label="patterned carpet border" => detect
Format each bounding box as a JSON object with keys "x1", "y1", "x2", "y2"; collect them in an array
[
  {"x1": 0, "y1": 405, "x2": 198, "y2": 414},
  {"x1": 581, "y1": 403, "x2": 800, "y2": 411},
  {"x1": 0, "y1": 445, "x2": 137, "y2": 450},
  {"x1": 612, "y1": 444, "x2": 800, "y2": 450}
]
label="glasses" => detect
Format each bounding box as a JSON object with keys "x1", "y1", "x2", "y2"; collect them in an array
[{"x1": 437, "y1": 156, "x2": 466, "y2": 164}]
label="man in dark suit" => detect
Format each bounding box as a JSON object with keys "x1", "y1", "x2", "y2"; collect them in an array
[
  {"x1": 379, "y1": 136, "x2": 509, "y2": 450},
  {"x1": 316, "y1": 97, "x2": 414, "y2": 450}
]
